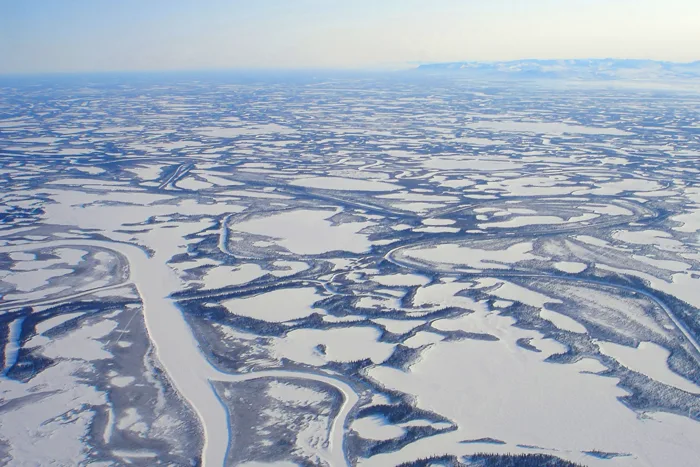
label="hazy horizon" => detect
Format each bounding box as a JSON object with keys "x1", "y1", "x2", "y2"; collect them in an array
[{"x1": 2, "y1": 0, "x2": 700, "y2": 75}]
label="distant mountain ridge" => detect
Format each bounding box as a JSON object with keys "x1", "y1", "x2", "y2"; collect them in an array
[{"x1": 416, "y1": 59, "x2": 700, "y2": 80}]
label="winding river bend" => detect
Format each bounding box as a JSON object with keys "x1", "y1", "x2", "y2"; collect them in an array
[{"x1": 1, "y1": 240, "x2": 358, "y2": 467}]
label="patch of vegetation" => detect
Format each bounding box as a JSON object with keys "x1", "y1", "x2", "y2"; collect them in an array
[{"x1": 464, "y1": 452, "x2": 587, "y2": 467}]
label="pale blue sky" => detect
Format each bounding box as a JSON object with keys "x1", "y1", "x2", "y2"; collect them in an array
[{"x1": 1, "y1": 0, "x2": 699, "y2": 74}]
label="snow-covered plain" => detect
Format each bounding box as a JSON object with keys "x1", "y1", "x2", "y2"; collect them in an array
[{"x1": 1, "y1": 74, "x2": 699, "y2": 467}]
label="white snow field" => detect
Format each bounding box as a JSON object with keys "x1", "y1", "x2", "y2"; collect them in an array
[
  {"x1": 364, "y1": 336, "x2": 700, "y2": 466},
  {"x1": 597, "y1": 341, "x2": 700, "y2": 394},
  {"x1": 351, "y1": 415, "x2": 406, "y2": 441},
  {"x1": 230, "y1": 209, "x2": 374, "y2": 255},
  {"x1": 402, "y1": 241, "x2": 540, "y2": 270},
  {"x1": 222, "y1": 287, "x2": 325, "y2": 323}
]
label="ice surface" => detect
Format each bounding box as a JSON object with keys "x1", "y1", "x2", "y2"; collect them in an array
[
  {"x1": 554, "y1": 261, "x2": 588, "y2": 273},
  {"x1": 404, "y1": 242, "x2": 539, "y2": 269},
  {"x1": 290, "y1": 177, "x2": 401, "y2": 192},
  {"x1": 202, "y1": 264, "x2": 268, "y2": 288},
  {"x1": 352, "y1": 415, "x2": 406, "y2": 440},
  {"x1": 270, "y1": 260, "x2": 309, "y2": 277},
  {"x1": 467, "y1": 120, "x2": 632, "y2": 136},
  {"x1": 272, "y1": 327, "x2": 395, "y2": 367},
  {"x1": 365, "y1": 336, "x2": 700, "y2": 467},
  {"x1": 479, "y1": 213, "x2": 598, "y2": 229},
  {"x1": 424, "y1": 157, "x2": 525, "y2": 171},
  {"x1": 195, "y1": 124, "x2": 295, "y2": 137},
  {"x1": 598, "y1": 341, "x2": 700, "y2": 394},
  {"x1": 421, "y1": 218, "x2": 456, "y2": 226},
  {"x1": 176, "y1": 176, "x2": 214, "y2": 190},
  {"x1": 231, "y1": 209, "x2": 373, "y2": 255},
  {"x1": 371, "y1": 273, "x2": 430, "y2": 287},
  {"x1": 540, "y1": 307, "x2": 587, "y2": 333},
  {"x1": 222, "y1": 287, "x2": 324, "y2": 323},
  {"x1": 34, "y1": 312, "x2": 85, "y2": 335}
]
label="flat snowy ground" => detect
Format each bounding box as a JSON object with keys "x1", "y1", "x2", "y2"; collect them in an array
[{"x1": 1, "y1": 74, "x2": 699, "y2": 467}]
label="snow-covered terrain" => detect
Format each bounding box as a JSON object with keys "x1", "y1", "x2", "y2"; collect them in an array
[{"x1": 1, "y1": 71, "x2": 699, "y2": 467}]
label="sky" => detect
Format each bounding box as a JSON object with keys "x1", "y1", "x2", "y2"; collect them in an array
[{"x1": 1, "y1": 0, "x2": 700, "y2": 74}]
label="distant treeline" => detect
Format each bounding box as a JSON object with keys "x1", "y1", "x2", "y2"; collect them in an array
[{"x1": 397, "y1": 452, "x2": 587, "y2": 467}]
